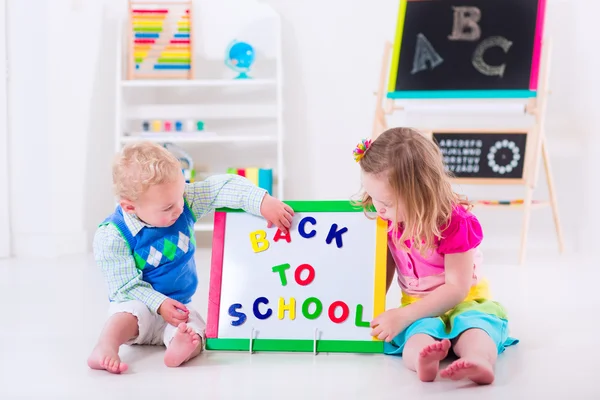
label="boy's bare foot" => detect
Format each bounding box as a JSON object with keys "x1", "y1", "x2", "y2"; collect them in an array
[
  {"x1": 440, "y1": 358, "x2": 495, "y2": 385},
  {"x1": 87, "y1": 343, "x2": 128, "y2": 374},
  {"x1": 164, "y1": 323, "x2": 203, "y2": 367},
  {"x1": 415, "y1": 339, "x2": 451, "y2": 382}
]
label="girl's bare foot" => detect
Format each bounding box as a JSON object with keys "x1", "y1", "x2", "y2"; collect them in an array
[
  {"x1": 440, "y1": 358, "x2": 495, "y2": 385},
  {"x1": 415, "y1": 339, "x2": 451, "y2": 382},
  {"x1": 87, "y1": 343, "x2": 128, "y2": 374},
  {"x1": 164, "y1": 323, "x2": 203, "y2": 367}
]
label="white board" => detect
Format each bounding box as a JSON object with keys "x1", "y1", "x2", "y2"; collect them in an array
[{"x1": 207, "y1": 201, "x2": 388, "y2": 353}]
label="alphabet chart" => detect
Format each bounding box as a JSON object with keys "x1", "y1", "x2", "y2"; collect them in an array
[{"x1": 206, "y1": 201, "x2": 388, "y2": 353}]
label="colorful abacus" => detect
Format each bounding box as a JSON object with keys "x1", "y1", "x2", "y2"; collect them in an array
[{"x1": 128, "y1": 1, "x2": 193, "y2": 79}]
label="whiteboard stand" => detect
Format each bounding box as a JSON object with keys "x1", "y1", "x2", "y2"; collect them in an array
[
  {"x1": 249, "y1": 327, "x2": 255, "y2": 355},
  {"x1": 313, "y1": 328, "x2": 319, "y2": 356},
  {"x1": 371, "y1": 37, "x2": 564, "y2": 265}
]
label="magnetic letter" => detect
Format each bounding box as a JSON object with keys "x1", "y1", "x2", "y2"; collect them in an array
[
  {"x1": 278, "y1": 297, "x2": 296, "y2": 320},
  {"x1": 249, "y1": 230, "x2": 270, "y2": 253},
  {"x1": 448, "y1": 6, "x2": 481, "y2": 41},
  {"x1": 299, "y1": 216, "x2": 317, "y2": 239},
  {"x1": 228, "y1": 303, "x2": 247, "y2": 326},
  {"x1": 411, "y1": 33, "x2": 444, "y2": 75},
  {"x1": 472, "y1": 36, "x2": 513, "y2": 78},
  {"x1": 294, "y1": 263, "x2": 316, "y2": 286},
  {"x1": 272, "y1": 263, "x2": 291, "y2": 286},
  {"x1": 325, "y1": 223, "x2": 348, "y2": 248},
  {"x1": 354, "y1": 304, "x2": 370, "y2": 327},
  {"x1": 328, "y1": 301, "x2": 350, "y2": 324},
  {"x1": 253, "y1": 297, "x2": 272, "y2": 320},
  {"x1": 302, "y1": 297, "x2": 323, "y2": 320},
  {"x1": 273, "y1": 228, "x2": 291, "y2": 243}
]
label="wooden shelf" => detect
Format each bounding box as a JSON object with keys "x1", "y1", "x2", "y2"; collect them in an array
[
  {"x1": 472, "y1": 200, "x2": 550, "y2": 210},
  {"x1": 194, "y1": 222, "x2": 213, "y2": 232},
  {"x1": 120, "y1": 134, "x2": 277, "y2": 144},
  {"x1": 121, "y1": 79, "x2": 277, "y2": 88}
]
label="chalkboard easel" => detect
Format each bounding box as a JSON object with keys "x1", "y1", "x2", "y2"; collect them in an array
[{"x1": 371, "y1": 0, "x2": 563, "y2": 264}]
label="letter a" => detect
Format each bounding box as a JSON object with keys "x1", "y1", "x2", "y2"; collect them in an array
[
  {"x1": 448, "y1": 6, "x2": 481, "y2": 41},
  {"x1": 411, "y1": 33, "x2": 444, "y2": 75},
  {"x1": 249, "y1": 229, "x2": 270, "y2": 253},
  {"x1": 472, "y1": 36, "x2": 513, "y2": 78}
]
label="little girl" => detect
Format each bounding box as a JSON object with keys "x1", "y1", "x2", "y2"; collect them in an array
[{"x1": 353, "y1": 127, "x2": 517, "y2": 385}]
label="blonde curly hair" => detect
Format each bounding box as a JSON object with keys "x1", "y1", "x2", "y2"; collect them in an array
[
  {"x1": 356, "y1": 127, "x2": 471, "y2": 254},
  {"x1": 112, "y1": 141, "x2": 182, "y2": 201}
]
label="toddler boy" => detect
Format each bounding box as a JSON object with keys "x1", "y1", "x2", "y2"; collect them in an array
[{"x1": 87, "y1": 141, "x2": 293, "y2": 373}]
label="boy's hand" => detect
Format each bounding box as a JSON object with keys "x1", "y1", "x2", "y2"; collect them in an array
[
  {"x1": 158, "y1": 298, "x2": 190, "y2": 327},
  {"x1": 260, "y1": 194, "x2": 294, "y2": 233}
]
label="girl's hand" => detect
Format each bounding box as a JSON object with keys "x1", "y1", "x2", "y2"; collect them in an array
[{"x1": 370, "y1": 308, "x2": 412, "y2": 342}]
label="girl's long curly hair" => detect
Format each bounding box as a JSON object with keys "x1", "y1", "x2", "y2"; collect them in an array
[{"x1": 356, "y1": 127, "x2": 471, "y2": 254}]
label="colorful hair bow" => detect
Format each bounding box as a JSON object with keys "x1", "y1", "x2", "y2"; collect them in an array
[{"x1": 353, "y1": 138, "x2": 372, "y2": 162}]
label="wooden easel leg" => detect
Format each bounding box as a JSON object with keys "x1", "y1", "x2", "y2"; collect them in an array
[
  {"x1": 542, "y1": 136, "x2": 565, "y2": 253},
  {"x1": 372, "y1": 42, "x2": 392, "y2": 139},
  {"x1": 519, "y1": 185, "x2": 534, "y2": 265}
]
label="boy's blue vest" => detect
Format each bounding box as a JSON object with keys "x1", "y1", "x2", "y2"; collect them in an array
[{"x1": 100, "y1": 202, "x2": 198, "y2": 305}]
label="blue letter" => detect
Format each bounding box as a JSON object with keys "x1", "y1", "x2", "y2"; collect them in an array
[
  {"x1": 228, "y1": 303, "x2": 247, "y2": 326},
  {"x1": 326, "y1": 223, "x2": 348, "y2": 248},
  {"x1": 299, "y1": 216, "x2": 316, "y2": 239},
  {"x1": 253, "y1": 297, "x2": 273, "y2": 320}
]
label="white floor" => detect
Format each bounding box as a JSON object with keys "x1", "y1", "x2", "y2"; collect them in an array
[{"x1": 1, "y1": 248, "x2": 599, "y2": 399}]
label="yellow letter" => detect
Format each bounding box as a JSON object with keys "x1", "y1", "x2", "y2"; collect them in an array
[
  {"x1": 278, "y1": 297, "x2": 296, "y2": 320},
  {"x1": 249, "y1": 230, "x2": 270, "y2": 253}
]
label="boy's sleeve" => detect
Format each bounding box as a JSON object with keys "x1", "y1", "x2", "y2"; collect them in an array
[
  {"x1": 93, "y1": 225, "x2": 167, "y2": 313},
  {"x1": 185, "y1": 173, "x2": 267, "y2": 219}
]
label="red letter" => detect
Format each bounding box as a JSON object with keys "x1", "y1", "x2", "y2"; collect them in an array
[
  {"x1": 273, "y1": 228, "x2": 291, "y2": 243},
  {"x1": 294, "y1": 263, "x2": 315, "y2": 286},
  {"x1": 328, "y1": 301, "x2": 350, "y2": 324}
]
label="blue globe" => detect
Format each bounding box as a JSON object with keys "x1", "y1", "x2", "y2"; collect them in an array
[{"x1": 225, "y1": 41, "x2": 255, "y2": 79}]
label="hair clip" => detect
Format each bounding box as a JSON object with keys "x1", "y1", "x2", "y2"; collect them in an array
[{"x1": 353, "y1": 139, "x2": 372, "y2": 162}]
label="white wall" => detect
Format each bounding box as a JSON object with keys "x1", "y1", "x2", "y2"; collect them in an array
[
  {"x1": 6, "y1": 0, "x2": 599, "y2": 259},
  {"x1": 7, "y1": 0, "x2": 104, "y2": 257},
  {"x1": 0, "y1": 0, "x2": 10, "y2": 258}
]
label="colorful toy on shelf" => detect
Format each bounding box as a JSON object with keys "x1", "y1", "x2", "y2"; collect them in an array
[
  {"x1": 152, "y1": 120, "x2": 162, "y2": 132},
  {"x1": 225, "y1": 40, "x2": 255, "y2": 79},
  {"x1": 127, "y1": 0, "x2": 194, "y2": 80},
  {"x1": 140, "y1": 119, "x2": 205, "y2": 134},
  {"x1": 164, "y1": 143, "x2": 195, "y2": 183},
  {"x1": 227, "y1": 167, "x2": 272, "y2": 195}
]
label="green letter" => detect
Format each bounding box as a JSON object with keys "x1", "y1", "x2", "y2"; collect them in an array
[
  {"x1": 355, "y1": 304, "x2": 370, "y2": 327},
  {"x1": 271, "y1": 263, "x2": 291, "y2": 286},
  {"x1": 302, "y1": 297, "x2": 323, "y2": 320}
]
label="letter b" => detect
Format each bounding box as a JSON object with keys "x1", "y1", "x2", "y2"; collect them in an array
[{"x1": 448, "y1": 6, "x2": 481, "y2": 41}]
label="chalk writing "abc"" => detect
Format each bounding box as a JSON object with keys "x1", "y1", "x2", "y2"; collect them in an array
[{"x1": 412, "y1": 6, "x2": 513, "y2": 78}]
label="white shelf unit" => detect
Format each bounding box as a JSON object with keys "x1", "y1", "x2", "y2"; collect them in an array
[{"x1": 114, "y1": 9, "x2": 284, "y2": 234}]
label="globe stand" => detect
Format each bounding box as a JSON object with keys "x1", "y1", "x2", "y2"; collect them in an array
[{"x1": 225, "y1": 40, "x2": 255, "y2": 81}]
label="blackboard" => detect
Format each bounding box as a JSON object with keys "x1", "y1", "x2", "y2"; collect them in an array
[
  {"x1": 387, "y1": 0, "x2": 546, "y2": 99},
  {"x1": 432, "y1": 131, "x2": 528, "y2": 181}
]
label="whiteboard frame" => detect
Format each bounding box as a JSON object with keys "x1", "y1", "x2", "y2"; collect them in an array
[{"x1": 205, "y1": 200, "x2": 388, "y2": 354}]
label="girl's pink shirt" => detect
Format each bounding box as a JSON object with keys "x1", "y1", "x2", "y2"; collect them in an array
[{"x1": 388, "y1": 205, "x2": 484, "y2": 297}]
